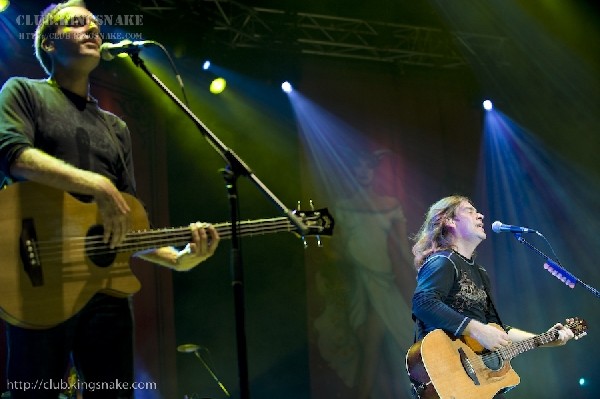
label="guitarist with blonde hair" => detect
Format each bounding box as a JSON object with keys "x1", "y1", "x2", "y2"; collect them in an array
[{"x1": 409, "y1": 196, "x2": 575, "y2": 399}]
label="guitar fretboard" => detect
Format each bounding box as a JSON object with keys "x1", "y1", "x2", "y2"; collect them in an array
[
  {"x1": 498, "y1": 330, "x2": 558, "y2": 360},
  {"x1": 116, "y1": 217, "x2": 295, "y2": 253}
]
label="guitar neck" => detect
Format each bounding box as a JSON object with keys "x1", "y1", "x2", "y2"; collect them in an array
[
  {"x1": 497, "y1": 329, "x2": 558, "y2": 361},
  {"x1": 117, "y1": 217, "x2": 294, "y2": 253}
]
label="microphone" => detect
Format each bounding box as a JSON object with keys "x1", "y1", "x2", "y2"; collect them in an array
[
  {"x1": 100, "y1": 40, "x2": 156, "y2": 61},
  {"x1": 491, "y1": 221, "x2": 538, "y2": 234},
  {"x1": 177, "y1": 343, "x2": 231, "y2": 397}
]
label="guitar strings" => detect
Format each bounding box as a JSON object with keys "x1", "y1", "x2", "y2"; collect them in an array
[
  {"x1": 33, "y1": 218, "x2": 299, "y2": 263},
  {"x1": 34, "y1": 218, "x2": 295, "y2": 250},
  {"x1": 36, "y1": 225, "x2": 292, "y2": 263},
  {"x1": 36, "y1": 220, "x2": 293, "y2": 252},
  {"x1": 466, "y1": 330, "x2": 559, "y2": 370}
]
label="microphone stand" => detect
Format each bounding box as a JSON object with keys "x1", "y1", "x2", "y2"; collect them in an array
[
  {"x1": 178, "y1": 344, "x2": 231, "y2": 397},
  {"x1": 128, "y1": 52, "x2": 309, "y2": 399},
  {"x1": 513, "y1": 233, "x2": 600, "y2": 299}
]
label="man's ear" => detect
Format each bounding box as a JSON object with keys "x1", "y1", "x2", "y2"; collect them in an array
[
  {"x1": 444, "y1": 217, "x2": 456, "y2": 229},
  {"x1": 41, "y1": 38, "x2": 54, "y2": 53}
]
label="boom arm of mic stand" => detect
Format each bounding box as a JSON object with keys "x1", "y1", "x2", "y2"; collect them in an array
[
  {"x1": 128, "y1": 53, "x2": 309, "y2": 399},
  {"x1": 513, "y1": 233, "x2": 600, "y2": 299},
  {"x1": 128, "y1": 53, "x2": 309, "y2": 234}
]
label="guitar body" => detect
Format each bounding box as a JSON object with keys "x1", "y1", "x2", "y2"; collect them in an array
[
  {"x1": 406, "y1": 325, "x2": 520, "y2": 399},
  {"x1": 0, "y1": 181, "x2": 335, "y2": 329},
  {"x1": 0, "y1": 182, "x2": 147, "y2": 329}
]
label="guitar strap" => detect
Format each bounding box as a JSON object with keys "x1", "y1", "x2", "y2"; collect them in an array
[
  {"x1": 475, "y1": 265, "x2": 507, "y2": 330},
  {"x1": 0, "y1": 175, "x2": 11, "y2": 189}
]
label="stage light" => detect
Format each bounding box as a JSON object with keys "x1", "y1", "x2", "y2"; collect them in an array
[
  {"x1": 579, "y1": 378, "x2": 586, "y2": 386},
  {"x1": 0, "y1": 0, "x2": 9, "y2": 13},
  {"x1": 483, "y1": 99, "x2": 493, "y2": 111},
  {"x1": 209, "y1": 77, "x2": 226, "y2": 94},
  {"x1": 281, "y1": 81, "x2": 293, "y2": 93},
  {"x1": 202, "y1": 60, "x2": 211, "y2": 70}
]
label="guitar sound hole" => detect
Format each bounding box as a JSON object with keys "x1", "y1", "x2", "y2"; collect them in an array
[
  {"x1": 482, "y1": 351, "x2": 503, "y2": 371},
  {"x1": 86, "y1": 225, "x2": 116, "y2": 268}
]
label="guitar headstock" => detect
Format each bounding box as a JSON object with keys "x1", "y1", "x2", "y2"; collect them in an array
[
  {"x1": 293, "y1": 201, "x2": 335, "y2": 248},
  {"x1": 565, "y1": 317, "x2": 588, "y2": 340},
  {"x1": 293, "y1": 207, "x2": 335, "y2": 237}
]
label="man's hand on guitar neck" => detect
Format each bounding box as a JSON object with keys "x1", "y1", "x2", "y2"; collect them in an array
[
  {"x1": 172, "y1": 222, "x2": 221, "y2": 271},
  {"x1": 464, "y1": 318, "x2": 576, "y2": 351},
  {"x1": 137, "y1": 222, "x2": 221, "y2": 271},
  {"x1": 542, "y1": 319, "x2": 575, "y2": 347},
  {"x1": 496, "y1": 319, "x2": 575, "y2": 348}
]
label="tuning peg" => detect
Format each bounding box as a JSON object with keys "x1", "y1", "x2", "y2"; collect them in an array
[
  {"x1": 301, "y1": 236, "x2": 308, "y2": 249},
  {"x1": 309, "y1": 200, "x2": 322, "y2": 247},
  {"x1": 295, "y1": 201, "x2": 308, "y2": 247},
  {"x1": 296, "y1": 200, "x2": 324, "y2": 248}
]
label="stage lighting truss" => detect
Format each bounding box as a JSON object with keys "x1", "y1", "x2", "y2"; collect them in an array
[
  {"x1": 135, "y1": 0, "x2": 178, "y2": 17},
  {"x1": 129, "y1": 0, "x2": 510, "y2": 69},
  {"x1": 202, "y1": 0, "x2": 511, "y2": 69}
]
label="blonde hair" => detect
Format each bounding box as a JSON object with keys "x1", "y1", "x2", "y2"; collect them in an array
[{"x1": 412, "y1": 195, "x2": 471, "y2": 271}]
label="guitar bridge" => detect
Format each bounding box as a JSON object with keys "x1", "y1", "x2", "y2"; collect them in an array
[
  {"x1": 20, "y1": 218, "x2": 44, "y2": 287},
  {"x1": 458, "y1": 347, "x2": 480, "y2": 385}
]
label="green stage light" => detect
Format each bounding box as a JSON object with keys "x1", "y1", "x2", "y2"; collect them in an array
[
  {"x1": 210, "y1": 77, "x2": 226, "y2": 94},
  {"x1": 0, "y1": 0, "x2": 10, "y2": 13}
]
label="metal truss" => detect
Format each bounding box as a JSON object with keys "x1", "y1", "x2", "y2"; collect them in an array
[
  {"x1": 130, "y1": 0, "x2": 510, "y2": 68},
  {"x1": 134, "y1": 0, "x2": 178, "y2": 13},
  {"x1": 204, "y1": 0, "x2": 510, "y2": 68}
]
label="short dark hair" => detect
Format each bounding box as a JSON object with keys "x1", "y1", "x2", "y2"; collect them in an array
[{"x1": 34, "y1": 0, "x2": 87, "y2": 75}]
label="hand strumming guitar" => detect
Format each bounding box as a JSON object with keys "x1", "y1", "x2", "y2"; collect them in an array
[{"x1": 464, "y1": 319, "x2": 511, "y2": 351}]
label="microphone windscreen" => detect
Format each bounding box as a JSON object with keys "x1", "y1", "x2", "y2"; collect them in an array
[
  {"x1": 99, "y1": 43, "x2": 115, "y2": 61},
  {"x1": 491, "y1": 221, "x2": 503, "y2": 233}
]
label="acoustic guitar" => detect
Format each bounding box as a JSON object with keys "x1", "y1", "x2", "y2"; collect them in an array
[
  {"x1": 0, "y1": 181, "x2": 334, "y2": 329},
  {"x1": 405, "y1": 318, "x2": 587, "y2": 399}
]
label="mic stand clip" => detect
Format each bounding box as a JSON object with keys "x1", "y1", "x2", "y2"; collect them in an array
[{"x1": 513, "y1": 233, "x2": 600, "y2": 299}]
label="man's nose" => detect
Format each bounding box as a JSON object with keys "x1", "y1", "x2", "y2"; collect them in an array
[
  {"x1": 87, "y1": 19, "x2": 99, "y2": 33},
  {"x1": 85, "y1": 23, "x2": 101, "y2": 41}
]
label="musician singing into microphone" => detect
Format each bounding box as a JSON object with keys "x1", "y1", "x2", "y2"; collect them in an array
[
  {"x1": 409, "y1": 196, "x2": 574, "y2": 399},
  {"x1": 0, "y1": 1, "x2": 219, "y2": 398}
]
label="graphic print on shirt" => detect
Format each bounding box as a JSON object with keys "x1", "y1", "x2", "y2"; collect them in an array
[{"x1": 451, "y1": 270, "x2": 488, "y2": 313}]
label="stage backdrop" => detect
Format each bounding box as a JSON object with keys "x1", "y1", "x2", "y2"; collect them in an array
[{"x1": 296, "y1": 58, "x2": 483, "y2": 399}]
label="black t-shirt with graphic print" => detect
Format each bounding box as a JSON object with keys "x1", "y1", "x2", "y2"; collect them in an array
[{"x1": 412, "y1": 250, "x2": 505, "y2": 340}]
